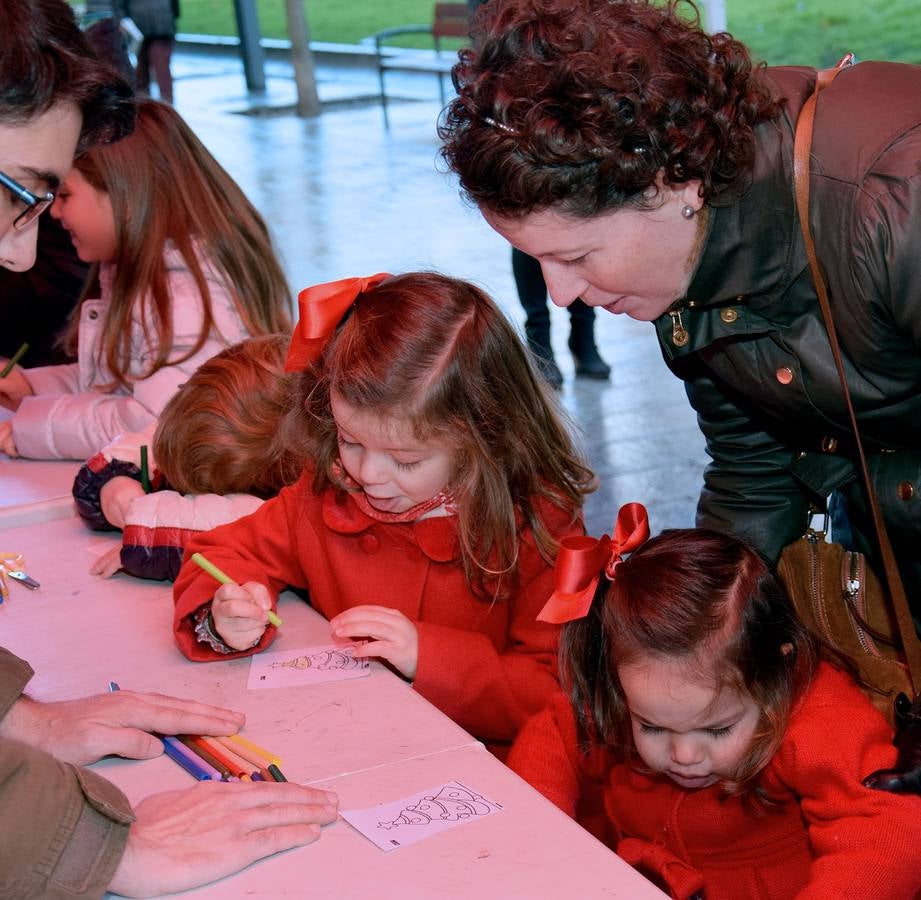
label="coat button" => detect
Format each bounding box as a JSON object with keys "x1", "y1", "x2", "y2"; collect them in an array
[
  {"x1": 775, "y1": 366, "x2": 794, "y2": 385},
  {"x1": 88, "y1": 309, "x2": 99, "y2": 320},
  {"x1": 898, "y1": 482, "x2": 914, "y2": 501},
  {"x1": 720, "y1": 308, "x2": 738, "y2": 323},
  {"x1": 360, "y1": 534, "x2": 379, "y2": 554}
]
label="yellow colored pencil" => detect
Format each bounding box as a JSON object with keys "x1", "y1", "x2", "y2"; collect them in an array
[{"x1": 227, "y1": 733, "x2": 283, "y2": 767}]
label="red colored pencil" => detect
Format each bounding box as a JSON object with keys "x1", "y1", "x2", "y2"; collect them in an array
[{"x1": 189, "y1": 736, "x2": 247, "y2": 778}]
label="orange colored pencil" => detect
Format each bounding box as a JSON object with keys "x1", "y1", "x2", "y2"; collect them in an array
[
  {"x1": 198, "y1": 736, "x2": 255, "y2": 778},
  {"x1": 215, "y1": 735, "x2": 280, "y2": 770},
  {"x1": 189, "y1": 736, "x2": 247, "y2": 778}
]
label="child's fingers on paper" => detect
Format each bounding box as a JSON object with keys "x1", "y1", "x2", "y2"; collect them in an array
[{"x1": 332, "y1": 606, "x2": 407, "y2": 634}]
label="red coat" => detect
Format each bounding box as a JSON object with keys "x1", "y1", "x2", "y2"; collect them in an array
[
  {"x1": 508, "y1": 664, "x2": 921, "y2": 899},
  {"x1": 174, "y1": 470, "x2": 579, "y2": 752}
]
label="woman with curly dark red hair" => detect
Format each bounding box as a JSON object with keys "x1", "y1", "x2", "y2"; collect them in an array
[{"x1": 440, "y1": 0, "x2": 921, "y2": 640}]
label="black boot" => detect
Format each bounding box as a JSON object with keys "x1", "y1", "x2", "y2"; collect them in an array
[
  {"x1": 568, "y1": 301, "x2": 611, "y2": 380},
  {"x1": 513, "y1": 248, "x2": 563, "y2": 389}
]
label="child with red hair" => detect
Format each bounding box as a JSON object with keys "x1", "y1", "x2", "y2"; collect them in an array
[{"x1": 74, "y1": 334, "x2": 303, "y2": 580}]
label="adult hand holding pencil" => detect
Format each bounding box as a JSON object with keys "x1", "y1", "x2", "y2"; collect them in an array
[{"x1": 192, "y1": 552, "x2": 283, "y2": 652}]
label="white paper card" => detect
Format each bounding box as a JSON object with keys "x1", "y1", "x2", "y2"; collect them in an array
[
  {"x1": 246, "y1": 644, "x2": 370, "y2": 690},
  {"x1": 341, "y1": 781, "x2": 503, "y2": 852}
]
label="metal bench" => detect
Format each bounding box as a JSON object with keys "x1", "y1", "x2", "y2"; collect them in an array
[{"x1": 372, "y1": 2, "x2": 468, "y2": 112}]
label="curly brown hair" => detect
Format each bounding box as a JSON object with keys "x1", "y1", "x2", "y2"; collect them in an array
[{"x1": 439, "y1": 0, "x2": 783, "y2": 218}]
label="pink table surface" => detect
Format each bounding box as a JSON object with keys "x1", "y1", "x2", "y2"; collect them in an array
[
  {"x1": 119, "y1": 744, "x2": 666, "y2": 900},
  {"x1": 1, "y1": 516, "x2": 663, "y2": 899},
  {"x1": 0, "y1": 457, "x2": 80, "y2": 529}
]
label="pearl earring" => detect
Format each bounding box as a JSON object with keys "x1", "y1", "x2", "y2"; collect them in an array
[{"x1": 681, "y1": 204, "x2": 696, "y2": 219}]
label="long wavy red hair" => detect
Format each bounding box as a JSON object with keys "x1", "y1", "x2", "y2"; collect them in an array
[
  {"x1": 64, "y1": 99, "x2": 291, "y2": 387},
  {"x1": 292, "y1": 271, "x2": 596, "y2": 600}
]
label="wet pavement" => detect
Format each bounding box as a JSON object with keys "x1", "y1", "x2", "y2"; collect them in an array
[{"x1": 169, "y1": 44, "x2": 708, "y2": 537}]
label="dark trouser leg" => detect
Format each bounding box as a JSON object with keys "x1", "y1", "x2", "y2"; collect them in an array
[
  {"x1": 136, "y1": 39, "x2": 152, "y2": 94},
  {"x1": 512, "y1": 247, "x2": 562, "y2": 388},
  {"x1": 146, "y1": 37, "x2": 175, "y2": 103},
  {"x1": 568, "y1": 299, "x2": 611, "y2": 379}
]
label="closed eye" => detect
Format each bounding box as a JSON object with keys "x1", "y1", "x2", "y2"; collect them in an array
[
  {"x1": 395, "y1": 459, "x2": 422, "y2": 471},
  {"x1": 705, "y1": 724, "x2": 735, "y2": 738}
]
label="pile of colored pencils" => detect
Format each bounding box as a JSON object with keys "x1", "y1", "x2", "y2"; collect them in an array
[{"x1": 162, "y1": 733, "x2": 288, "y2": 782}]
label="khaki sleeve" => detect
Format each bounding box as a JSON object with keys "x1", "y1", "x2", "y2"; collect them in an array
[
  {"x1": 0, "y1": 646, "x2": 33, "y2": 720},
  {"x1": 0, "y1": 736, "x2": 134, "y2": 899}
]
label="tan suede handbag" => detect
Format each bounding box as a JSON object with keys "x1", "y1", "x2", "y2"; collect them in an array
[{"x1": 777, "y1": 54, "x2": 921, "y2": 729}]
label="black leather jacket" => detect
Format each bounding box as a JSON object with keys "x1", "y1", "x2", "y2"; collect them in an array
[{"x1": 652, "y1": 62, "x2": 921, "y2": 598}]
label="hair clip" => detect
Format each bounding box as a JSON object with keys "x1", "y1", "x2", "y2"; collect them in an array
[
  {"x1": 482, "y1": 115, "x2": 517, "y2": 135},
  {"x1": 537, "y1": 502, "x2": 650, "y2": 624},
  {"x1": 285, "y1": 273, "x2": 391, "y2": 372}
]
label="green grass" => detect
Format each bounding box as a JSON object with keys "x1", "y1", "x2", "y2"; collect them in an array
[{"x1": 75, "y1": 0, "x2": 921, "y2": 65}]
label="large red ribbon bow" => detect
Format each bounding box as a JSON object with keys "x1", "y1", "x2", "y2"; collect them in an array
[
  {"x1": 537, "y1": 502, "x2": 650, "y2": 624},
  {"x1": 285, "y1": 273, "x2": 391, "y2": 372}
]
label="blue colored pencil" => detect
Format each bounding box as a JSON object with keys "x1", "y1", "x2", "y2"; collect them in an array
[{"x1": 162, "y1": 736, "x2": 218, "y2": 781}]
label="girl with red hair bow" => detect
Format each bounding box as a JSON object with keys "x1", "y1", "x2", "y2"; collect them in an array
[
  {"x1": 173, "y1": 271, "x2": 595, "y2": 756},
  {"x1": 510, "y1": 506, "x2": 921, "y2": 898}
]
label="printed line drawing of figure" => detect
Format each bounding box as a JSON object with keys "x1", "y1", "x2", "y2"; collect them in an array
[
  {"x1": 379, "y1": 782, "x2": 501, "y2": 829},
  {"x1": 270, "y1": 647, "x2": 366, "y2": 672}
]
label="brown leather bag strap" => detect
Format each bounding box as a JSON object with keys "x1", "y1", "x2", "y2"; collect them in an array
[{"x1": 793, "y1": 53, "x2": 921, "y2": 692}]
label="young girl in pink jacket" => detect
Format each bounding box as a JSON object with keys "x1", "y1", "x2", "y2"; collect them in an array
[
  {"x1": 0, "y1": 99, "x2": 290, "y2": 460},
  {"x1": 509, "y1": 506, "x2": 921, "y2": 898},
  {"x1": 173, "y1": 271, "x2": 595, "y2": 754}
]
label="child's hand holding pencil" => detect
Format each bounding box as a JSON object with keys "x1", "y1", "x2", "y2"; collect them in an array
[{"x1": 191, "y1": 553, "x2": 282, "y2": 652}]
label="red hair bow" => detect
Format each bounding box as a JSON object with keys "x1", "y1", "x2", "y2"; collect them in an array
[
  {"x1": 285, "y1": 273, "x2": 391, "y2": 372},
  {"x1": 537, "y1": 502, "x2": 650, "y2": 624}
]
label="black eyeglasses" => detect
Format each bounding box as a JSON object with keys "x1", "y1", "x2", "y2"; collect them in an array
[{"x1": 0, "y1": 170, "x2": 55, "y2": 232}]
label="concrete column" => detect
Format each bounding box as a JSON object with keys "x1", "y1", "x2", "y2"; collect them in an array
[{"x1": 232, "y1": 0, "x2": 266, "y2": 91}]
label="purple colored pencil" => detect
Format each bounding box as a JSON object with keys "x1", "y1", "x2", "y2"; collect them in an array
[{"x1": 162, "y1": 736, "x2": 219, "y2": 781}]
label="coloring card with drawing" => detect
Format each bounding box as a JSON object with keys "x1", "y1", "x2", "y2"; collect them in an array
[
  {"x1": 341, "y1": 781, "x2": 503, "y2": 852},
  {"x1": 246, "y1": 644, "x2": 370, "y2": 690}
]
